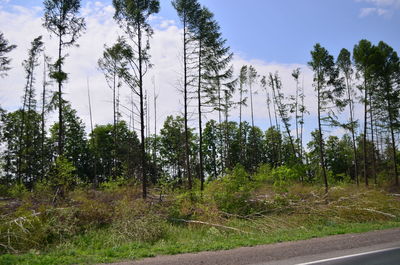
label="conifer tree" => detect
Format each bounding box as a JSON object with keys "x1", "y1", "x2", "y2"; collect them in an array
[
  {"x1": 113, "y1": 0, "x2": 160, "y2": 198},
  {"x1": 308, "y1": 43, "x2": 342, "y2": 193},
  {"x1": 0, "y1": 32, "x2": 17, "y2": 78},
  {"x1": 337, "y1": 48, "x2": 359, "y2": 184},
  {"x1": 353, "y1": 40, "x2": 375, "y2": 186},
  {"x1": 43, "y1": 0, "x2": 86, "y2": 156}
]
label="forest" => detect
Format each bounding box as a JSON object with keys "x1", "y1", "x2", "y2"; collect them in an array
[{"x1": 0, "y1": 0, "x2": 399, "y2": 264}]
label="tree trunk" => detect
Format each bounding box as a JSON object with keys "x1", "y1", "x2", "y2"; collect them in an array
[
  {"x1": 58, "y1": 33, "x2": 63, "y2": 157},
  {"x1": 138, "y1": 23, "x2": 147, "y2": 199},
  {"x1": 197, "y1": 39, "x2": 204, "y2": 191},
  {"x1": 183, "y1": 16, "x2": 192, "y2": 190},
  {"x1": 317, "y1": 80, "x2": 328, "y2": 193},
  {"x1": 363, "y1": 74, "x2": 369, "y2": 186}
]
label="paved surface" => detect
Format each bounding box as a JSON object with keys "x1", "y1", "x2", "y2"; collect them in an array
[{"x1": 101, "y1": 228, "x2": 400, "y2": 265}]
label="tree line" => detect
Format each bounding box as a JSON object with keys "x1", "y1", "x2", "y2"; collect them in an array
[{"x1": 0, "y1": 0, "x2": 399, "y2": 199}]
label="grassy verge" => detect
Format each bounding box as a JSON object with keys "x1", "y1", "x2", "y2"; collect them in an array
[
  {"x1": 0, "y1": 221, "x2": 399, "y2": 265},
  {"x1": 1, "y1": 176, "x2": 400, "y2": 265}
]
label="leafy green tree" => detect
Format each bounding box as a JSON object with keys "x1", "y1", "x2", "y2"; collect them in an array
[
  {"x1": 43, "y1": 0, "x2": 86, "y2": 156},
  {"x1": 89, "y1": 121, "x2": 140, "y2": 183},
  {"x1": 264, "y1": 126, "x2": 282, "y2": 168},
  {"x1": 308, "y1": 43, "x2": 342, "y2": 192},
  {"x1": 49, "y1": 104, "x2": 90, "y2": 183},
  {"x1": 325, "y1": 135, "x2": 353, "y2": 181},
  {"x1": 1, "y1": 110, "x2": 43, "y2": 187},
  {"x1": 160, "y1": 116, "x2": 195, "y2": 184},
  {"x1": 0, "y1": 32, "x2": 17, "y2": 78},
  {"x1": 113, "y1": 0, "x2": 160, "y2": 198},
  {"x1": 245, "y1": 125, "x2": 265, "y2": 172},
  {"x1": 203, "y1": 120, "x2": 219, "y2": 180}
]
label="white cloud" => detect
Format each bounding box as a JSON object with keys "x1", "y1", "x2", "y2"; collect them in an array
[
  {"x1": 359, "y1": 7, "x2": 391, "y2": 17},
  {"x1": 1, "y1": 1, "x2": 356, "y2": 145},
  {"x1": 356, "y1": 0, "x2": 400, "y2": 17},
  {"x1": 358, "y1": 0, "x2": 400, "y2": 7}
]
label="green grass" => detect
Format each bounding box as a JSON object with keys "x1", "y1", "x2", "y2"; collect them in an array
[{"x1": 1, "y1": 221, "x2": 399, "y2": 265}]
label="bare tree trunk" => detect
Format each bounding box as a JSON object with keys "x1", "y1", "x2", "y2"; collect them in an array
[
  {"x1": 317, "y1": 80, "x2": 328, "y2": 193},
  {"x1": 387, "y1": 92, "x2": 399, "y2": 186},
  {"x1": 58, "y1": 33, "x2": 63, "y2": 157},
  {"x1": 138, "y1": 24, "x2": 147, "y2": 199},
  {"x1": 363, "y1": 75, "x2": 369, "y2": 187},
  {"x1": 197, "y1": 40, "x2": 205, "y2": 191},
  {"x1": 183, "y1": 17, "x2": 192, "y2": 190},
  {"x1": 345, "y1": 75, "x2": 359, "y2": 185},
  {"x1": 369, "y1": 91, "x2": 377, "y2": 185}
]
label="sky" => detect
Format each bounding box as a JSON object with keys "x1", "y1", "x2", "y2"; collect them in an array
[{"x1": 0, "y1": 0, "x2": 399, "y2": 143}]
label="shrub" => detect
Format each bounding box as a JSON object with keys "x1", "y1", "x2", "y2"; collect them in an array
[
  {"x1": 111, "y1": 198, "x2": 166, "y2": 244},
  {"x1": 208, "y1": 164, "x2": 256, "y2": 215}
]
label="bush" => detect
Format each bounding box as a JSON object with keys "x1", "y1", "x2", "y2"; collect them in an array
[
  {"x1": 207, "y1": 164, "x2": 256, "y2": 215},
  {"x1": 111, "y1": 198, "x2": 166, "y2": 244}
]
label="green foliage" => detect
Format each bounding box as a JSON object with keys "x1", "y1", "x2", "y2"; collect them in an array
[
  {"x1": 208, "y1": 164, "x2": 255, "y2": 214},
  {"x1": 48, "y1": 156, "x2": 76, "y2": 194}
]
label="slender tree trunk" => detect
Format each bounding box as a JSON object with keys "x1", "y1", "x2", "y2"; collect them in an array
[
  {"x1": 266, "y1": 92, "x2": 273, "y2": 129},
  {"x1": 183, "y1": 17, "x2": 192, "y2": 190},
  {"x1": 317, "y1": 79, "x2": 328, "y2": 193},
  {"x1": 138, "y1": 24, "x2": 147, "y2": 199},
  {"x1": 345, "y1": 76, "x2": 359, "y2": 185},
  {"x1": 197, "y1": 40, "x2": 205, "y2": 191},
  {"x1": 41, "y1": 54, "x2": 46, "y2": 182},
  {"x1": 369, "y1": 91, "x2": 377, "y2": 185},
  {"x1": 363, "y1": 74, "x2": 369, "y2": 186},
  {"x1": 239, "y1": 86, "x2": 243, "y2": 160},
  {"x1": 387, "y1": 92, "x2": 399, "y2": 186},
  {"x1": 112, "y1": 66, "x2": 117, "y2": 180},
  {"x1": 58, "y1": 33, "x2": 63, "y2": 156},
  {"x1": 250, "y1": 82, "x2": 254, "y2": 128}
]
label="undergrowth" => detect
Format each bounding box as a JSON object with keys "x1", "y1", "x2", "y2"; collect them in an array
[{"x1": 0, "y1": 167, "x2": 399, "y2": 264}]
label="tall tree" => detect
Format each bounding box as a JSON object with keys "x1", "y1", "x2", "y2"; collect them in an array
[
  {"x1": 337, "y1": 48, "x2": 359, "y2": 184},
  {"x1": 308, "y1": 43, "x2": 341, "y2": 193},
  {"x1": 18, "y1": 36, "x2": 44, "y2": 184},
  {"x1": 172, "y1": 0, "x2": 199, "y2": 190},
  {"x1": 113, "y1": 0, "x2": 160, "y2": 198},
  {"x1": 98, "y1": 40, "x2": 125, "y2": 179},
  {"x1": 353, "y1": 40, "x2": 375, "y2": 186},
  {"x1": 373, "y1": 41, "x2": 400, "y2": 186},
  {"x1": 43, "y1": 0, "x2": 86, "y2": 156},
  {"x1": 268, "y1": 72, "x2": 299, "y2": 164},
  {"x1": 0, "y1": 32, "x2": 17, "y2": 78}
]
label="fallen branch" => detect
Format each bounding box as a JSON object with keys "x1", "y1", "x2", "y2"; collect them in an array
[
  {"x1": 171, "y1": 219, "x2": 252, "y2": 234},
  {"x1": 362, "y1": 208, "x2": 396, "y2": 218}
]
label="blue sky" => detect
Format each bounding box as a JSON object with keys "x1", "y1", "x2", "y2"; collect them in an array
[
  {"x1": 2, "y1": 0, "x2": 400, "y2": 64},
  {"x1": 1, "y1": 0, "x2": 399, "y2": 139}
]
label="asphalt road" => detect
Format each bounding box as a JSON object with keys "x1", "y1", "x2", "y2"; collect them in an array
[{"x1": 101, "y1": 228, "x2": 400, "y2": 265}]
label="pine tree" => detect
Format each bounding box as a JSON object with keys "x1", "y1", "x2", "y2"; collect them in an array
[
  {"x1": 337, "y1": 48, "x2": 359, "y2": 185},
  {"x1": 43, "y1": 0, "x2": 86, "y2": 156},
  {"x1": 113, "y1": 0, "x2": 160, "y2": 198},
  {"x1": 0, "y1": 32, "x2": 17, "y2": 78},
  {"x1": 353, "y1": 40, "x2": 375, "y2": 186},
  {"x1": 308, "y1": 43, "x2": 342, "y2": 193}
]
